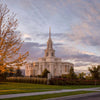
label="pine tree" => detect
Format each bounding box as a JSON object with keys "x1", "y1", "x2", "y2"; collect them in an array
[
  {"x1": 68, "y1": 67, "x2": 77, "y2": 79},
  {"x1": 9, "y1": 67, "x2": 14, "y2": 77},
  {"x1": 42, "y1": 68, "x2": 50, "y2": 78},
  {"x1": 15, "y1": 67, "x2": 22, "y2": 77}
]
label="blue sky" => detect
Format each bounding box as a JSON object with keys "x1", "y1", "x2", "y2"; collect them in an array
[{"x1": 1, "y1": 0, "x2": 100, "y2": 72}]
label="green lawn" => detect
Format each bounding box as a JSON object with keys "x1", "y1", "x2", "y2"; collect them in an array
[
  {"x1": 0, "y1": 82, "x2": 100, "y2": 95},
  {"x1": 3, "y1": 91, "x2": 97, "y2": 100}
]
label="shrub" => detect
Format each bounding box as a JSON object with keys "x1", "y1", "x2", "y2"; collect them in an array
[
  {"x1": 49, "y1": 78, "x2": 100, "y2": 85},
  {"x1": 6, "y1": 77, "x2": 47, "y2": 84},
  {"x1": 42, "y1": 69, "x2": 50, "y2": 78}
]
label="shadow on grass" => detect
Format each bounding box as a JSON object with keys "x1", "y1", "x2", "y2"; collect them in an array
[{"x1": 0, "y1": 82, "x2": 8, "y2": 84}]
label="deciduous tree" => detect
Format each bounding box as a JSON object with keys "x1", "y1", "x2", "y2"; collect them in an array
[
  {"x1": 88, "y1": 65, "x2": 100, "y2": 80},
  {"x1": 78, "y1": 72, "x2": 86, "y2": 80},
  {"x1": 0, "y1": 4, "x2": 28, "y2": 76}
]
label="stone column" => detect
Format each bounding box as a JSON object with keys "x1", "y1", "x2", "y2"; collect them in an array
[
  {"x1": 38, "y1": 63, "x2": 41, "y2": 75},
  {"x1": 43, "y1": 63, "x2": 45, "y2": 71},
  {"x1": 59, "y1": 63, "x2": 62, "y2": 76},
  {"x1": 50, "y1": 63, "x2": 54, "y2": 77},
  {"x1": 68, "y1": 65, "x2": 70, "y2": 73}
]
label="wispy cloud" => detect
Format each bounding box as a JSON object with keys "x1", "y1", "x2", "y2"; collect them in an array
[{"x1": 2, "y1": 0, "x2": 100, "y2": 72}]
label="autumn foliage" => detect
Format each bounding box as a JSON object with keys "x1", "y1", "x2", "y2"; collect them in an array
[{"x1": 0, "y1": 4, "x2": 28, "y2": 77}]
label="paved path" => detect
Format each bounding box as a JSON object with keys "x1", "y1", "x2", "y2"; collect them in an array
[
  {"x1": 46, "y1": 92, "x2": 100, "y2": 100},
  {"x1": 0, "y1": 87, "x2": 100, "y2": 99}
]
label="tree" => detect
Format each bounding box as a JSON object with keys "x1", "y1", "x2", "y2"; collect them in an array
[
  {"x1": 88, "y1": 65, "x2": 100, "y2": 80},
  {"x1": 42, "y1": 68, "x2": 50, "y2": 78},
  {"x1": 0, "y1": 67, "x2": 8, "y2": 79},
  {"x1": 15, "y1": 67, "x2": 22, "y2": 77},
  {"x1": 0, "y1": 4, "x2": 28, "y2": 77},
  {"x1": 8, "y1": 67, "x2": 14, "y2": 77},
  {"x1": 68, "y1": 67, "x2": 77, "y2": 79},
  {"x1": 78, "y1": 72, "x2": 86, "y2": 80},
  {"x1": 85, "y1": 73, "x2": 92, "y2": 80}
]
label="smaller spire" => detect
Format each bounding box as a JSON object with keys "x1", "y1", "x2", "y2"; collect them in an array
[{"x1": 49, "y1": 27, "x2": 51, "y2": 39}]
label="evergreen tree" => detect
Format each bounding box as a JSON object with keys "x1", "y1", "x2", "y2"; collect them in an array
[
  {"x1": 9, "y1": 67, "x2": 14, "y2": 77},
  {"x1": 68, "y1": 67, "x2": 77, "y2": 79},
  {"x1": 15, "y1": 67, "x2": 22, "y2": 77},
  {"x1": 42, "y1": 68, "x2": 50, "y2": 78}
]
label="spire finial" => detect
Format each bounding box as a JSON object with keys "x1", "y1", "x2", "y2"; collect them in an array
[{"x1": 49, "y1": 27, "x2": 51, "y2": 38}]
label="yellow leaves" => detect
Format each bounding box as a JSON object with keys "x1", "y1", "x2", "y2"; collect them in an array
[
  {"x1": 0, "y1": 65, "x2": 6, "y2": 73},
  {"x1": 0, "y1": 4, "x2": 29, "y2": 74}
]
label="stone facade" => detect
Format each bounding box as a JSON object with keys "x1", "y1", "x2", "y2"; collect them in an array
[{"x1": 25, "y1": 28, "x2": 74, "y2": 77}]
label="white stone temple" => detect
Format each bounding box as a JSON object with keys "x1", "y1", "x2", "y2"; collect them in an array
[{"x1": 25, "y1": 28, "x2": 74, "y2": 77}]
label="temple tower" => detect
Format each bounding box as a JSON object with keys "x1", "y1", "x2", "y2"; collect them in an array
[{"x1": 45, "y1": 27, "x2": 55, "y2": 57}]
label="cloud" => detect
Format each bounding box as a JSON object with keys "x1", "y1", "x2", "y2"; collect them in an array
[
  {"x1": 35, "y1": 33, "x2": 66, "y2": 40},
  {"x1": 22, "y1": 41, "x2": 63, "y2": 48},
  {"x1": 74, "y1": 62, "x2": 89, "y2": 67},
  {"x1": 20, "y1": 42, "x2": 43, "y2": 61},
  {"x1": 25, "y1": 37, "x2": 32, "y2": 41},
  {"x1": 20, "y1": 41, "x2": 64, "y2": 60},
  {"x1": 67, "y1": 22, "x2": 100, "y2": 47},
  {"x1": 3, "y1": 0, "x2": 100, "y2": 72},
  {"x1": 21, "y1": 41, "x2": 100, "y2": 67},
  {"x1": 55, "y1": 46, "x2": 100, "y2": 65},
  {"x1": 66, "y1": 0, "x2": 100, "y2": 48}
]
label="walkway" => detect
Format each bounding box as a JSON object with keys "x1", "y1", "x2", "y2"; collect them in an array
[
  {"x1": 45, "y1": 92, "x2": 100, "y2": 100},
  {"x1": 0, "y1": 87, "x2": 100, "y2": 99}
]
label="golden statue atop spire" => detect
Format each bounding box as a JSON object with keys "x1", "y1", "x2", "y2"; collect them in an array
[{"x1": 49, "y1": 27, "x2": 51, "y2": 39}]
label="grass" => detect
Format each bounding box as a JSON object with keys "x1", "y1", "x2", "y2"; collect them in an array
[
  {"x1": 3, "y1": 91, "x2": 97, "y2": 100},
  {"x1": 0, "y1": 82, "x2": 100, "y2": 95}
]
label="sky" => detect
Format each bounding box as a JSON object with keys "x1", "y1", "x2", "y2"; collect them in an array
[{"x1": 1, "y1": 0, "x2": 100, "y2": 73}]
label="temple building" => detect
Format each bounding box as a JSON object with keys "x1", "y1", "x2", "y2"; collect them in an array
[{"x1": 25, "y1": 28, "x2": 74, "y2": 77}]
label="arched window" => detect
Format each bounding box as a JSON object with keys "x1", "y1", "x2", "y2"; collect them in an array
[{"x1": 46, "y1": 53, "x2": 48, "y2": 56}]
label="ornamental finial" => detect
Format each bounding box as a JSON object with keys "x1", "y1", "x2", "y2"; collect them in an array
[{"x1": 49, "y1": 27, "x2": 51, "y2": 38}]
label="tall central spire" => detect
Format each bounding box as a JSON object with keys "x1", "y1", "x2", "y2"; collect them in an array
[
  {"x1": 49, "y1": 27, "x2": 51, "y2": 39},
  {"x1": 45, "y1": 27, "x2": 55, "y2": 57},
  {"x1": 47, "y1": 27, "x2": 52, "y2": 49}
]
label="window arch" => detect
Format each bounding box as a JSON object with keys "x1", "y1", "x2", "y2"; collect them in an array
[
  {"x1": 52, "y1": 52, "x2": 54, "y2": 56},
  {"x1": 46, "y1": 53, "x2": 48, "y2": 56}
]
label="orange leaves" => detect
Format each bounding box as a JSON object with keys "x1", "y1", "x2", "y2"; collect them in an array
[
  {"x1": 0, "y1": 65, "x2": 6, "y2": 73},
  {"x1": 0, "y1": 4, "x2": 29, "y2": 74}
]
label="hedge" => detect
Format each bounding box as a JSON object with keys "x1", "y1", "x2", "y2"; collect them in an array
[
  {"x1": 49, "y1": 78, "x2": 100, "y2": 85},
  {"x1": 6, "y1": 77, "x2": 100, "y2": 85},
  {"x1": 6, "y1": 77, "x2": 47, "y2": 84}
]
